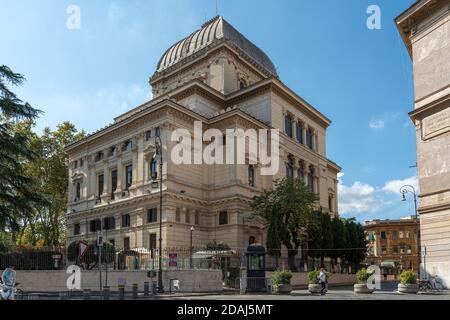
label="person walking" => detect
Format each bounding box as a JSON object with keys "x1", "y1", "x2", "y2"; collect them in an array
[{"x1": 318, "y1": 267, "x2": 327, "y2": 295}]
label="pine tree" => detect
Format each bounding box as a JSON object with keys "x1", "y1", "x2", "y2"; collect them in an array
[{"x1": 0, "y1": 65, "x2": 45, "y2": 234}]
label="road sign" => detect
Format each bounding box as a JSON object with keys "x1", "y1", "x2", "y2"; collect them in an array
[
  {"x1": 78, "y1": 240, "x2": 89, "y2": 258},
  {"x1": 169, "y1": 253, "x2": 177, "y2": 267},
  {"x1": 421, "y1": 246, "x2": 427, "y2": 257},
  {"x1": 96, "y1": 231, "x2": 103, "y2": 247}
]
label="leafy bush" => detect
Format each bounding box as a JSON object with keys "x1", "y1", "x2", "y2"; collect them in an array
[
  {"x1": 308, "y1": 270, "x2": 331, "y2": 284},
  {"x1": 204, "y1": 241, "x2": 230, "y2": 251},
  {"x1": 272, "y1": 269, "x2": 293, "y2": 285},
  {"x1": 356, "y1": 268, "x2": 375, "y2": 284},
  {"x1": 400, "y1": 270, "x2": 417, "y2": 285}
]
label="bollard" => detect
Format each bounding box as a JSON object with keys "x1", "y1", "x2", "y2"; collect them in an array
[
  {"x1": 132, "y1": 283, "x2": 138, "y2": 300},
  {"x1": 118, "y1": 285, "x2": 125, "y2": 300},
  {"x1": 152, "y1": 281, "x2": 157, "y2": 295},
  {"x1": 83, "y1": 289, "x2": 91, "y2": 300},
  {"x1": 103, "y1": 286, "x2": 110, "y2": 300},
  {"x1": 144, "y1": 282, "x2": 149, "y2": 296}
]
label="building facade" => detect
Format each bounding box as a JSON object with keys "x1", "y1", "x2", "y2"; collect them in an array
[
  {"x1": 396, "y1": 0, "x2": 450, "y2": 287},
  {"x1": 364, "y1": 217, "x2": 420, "y2": 275},
  {"x1": 65, "y1": 16, "x2": 340, "y2": 251}
]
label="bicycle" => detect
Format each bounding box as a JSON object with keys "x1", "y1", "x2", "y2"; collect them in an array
[{"x1": 419, "y1": 276, "x2": 444, "y2": 292}]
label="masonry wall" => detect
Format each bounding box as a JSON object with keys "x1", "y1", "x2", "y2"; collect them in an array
[{"x1": 10, "y1": 269, "x2": 223, "y2": 293}]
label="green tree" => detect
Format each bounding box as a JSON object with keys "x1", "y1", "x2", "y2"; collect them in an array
[
  {"x1": 342, "y1": 218, "x2": 367, "y2": 273},
  {"x1": 13, "y1": 121, "x2": 85, "y2": 246},
  {"x1": 0, "y1": 65, "x2": 46, "y2": 235},
  {"x1": 329, "y1": 217, "x2": 346, "y2": 272},
  {"x1": 252, "y1": 178, "x2": 317, "y2": 271},
  {"x1": 308, "y1": 210, "x2": 333, "y2": 269}
]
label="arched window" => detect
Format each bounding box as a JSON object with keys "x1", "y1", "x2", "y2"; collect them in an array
[
  {"x1": 285, "y1": 114, "x2": 293, "y2": 138},
  {"x1": 239, "y1": 80, "x2": 246, "y2": 89},
  {"x1": 248, "y1": 165, "x2": 255, "y2": 187},
  {"x1": 150, "y1": 158, "x2": 157, "y2": 180},
  {"x1": 249, "y1": 236, "x2": 256, "y2": 245}
]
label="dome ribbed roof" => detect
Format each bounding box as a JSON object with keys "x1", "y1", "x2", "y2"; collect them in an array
[{"x1": 155, "y1": 16, "x2": 277, "y2": 76}]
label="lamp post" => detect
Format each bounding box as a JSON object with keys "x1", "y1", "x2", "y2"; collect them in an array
[
  {"x1": 152, "y1": 135, "x2": 164, "y2": 293},
  {"x1": 190, "y1": 226, "x2": 195, "y2": 269},
  {"x1": 400, "y1": 184, "x2": 421, "y2": 274}
]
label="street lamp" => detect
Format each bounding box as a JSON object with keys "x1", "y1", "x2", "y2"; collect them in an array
[
  {"x1": 399, "y1": 184, "x2": 421, "y2": 274},
  {"x1": 190, "y1": 226, "x2": 195, "y2": 269},
  {"x1": 400, "y1": 185, "x2": 418, "y2": 220},
  {"x1": 151, "y1": 135, "x2": 164, "y2": 293}
]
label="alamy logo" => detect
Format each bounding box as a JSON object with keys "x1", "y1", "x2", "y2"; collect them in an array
[
  {"x1": 170, "y1": 121, "x2": 280, "y2": 175},
  {"x1": 66, "y1": 265, "x2": 81, "y2": 290},
  {"x1": 66, "y1": 5, "x2": 81, "y2": 30},
  {"x1": 366, "y1": 265, "x2": 381, "y2": 290},
  {"x1": 366, "y1": 5, "x2": 381, "y2": 30}
]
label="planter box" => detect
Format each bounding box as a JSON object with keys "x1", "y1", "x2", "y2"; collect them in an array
[
  {"x1": 354, "y1": 283, "x2": 374, "y2": 294},
  {"x1": 273, "y1": 284, "x2": 292, "y2": 294},
  {"x1": 308, "y1": 283, "x2": 328, "y2": 294},
  {"x1": 398, "y1": 283, "x2": 419, "y2": 294}
]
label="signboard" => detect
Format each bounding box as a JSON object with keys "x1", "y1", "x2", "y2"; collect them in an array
[
  {"x1": 421, "y1": 246, "x2": 427, "y2": 258},
  {"x1": 96, "y1": 231, "x2": 103, "y2": 247},
  {"x1": 78, "y1": 240, "x2": 89, "y2": 259},
  {"x1": 169, "y1": 253, "x2": 177, "y2": 267},
  {"x1": 52, "y1": 254, "x2": 62, "y2": 260}
]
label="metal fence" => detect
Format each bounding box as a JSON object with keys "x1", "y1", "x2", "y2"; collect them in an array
[{"x1": 1, "y1": 246, "x2": 354, "y2": 275}]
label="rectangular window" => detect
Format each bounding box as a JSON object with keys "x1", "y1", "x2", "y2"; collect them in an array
[
  {"x1": 146, "y1": 130, "x2": 152, "y2": 141},
  {"x1": 155, "y1": 127, "x2": 161, "y2": 137},
  {"x1": 79, "y1": 158, "x2": 84, "y2": 167},
  {"x1": 381, "y1": 246, "x2": 387, "y2": 255},
  {"x1": 121, "y1": 214, "x2": 130, "y2": 228},
  {"x1": 195, "y1": 212, "x2": 199, "y2": 225},
  {"x1": 102, "y1": 217, "x2": 115, "y2": 230},
  {"x1": 219, "y1": 211, "x2": 228, "y2": 225},
  {"x1": 185, "y1": 209, "x2": 190, "y2": 224},
  {"x1": 306, "y1": 129, "x2": 313, "y2": 149},
  {"x1": 74, "y1": 160, "x2": 78, "y2": 169},
  {"x1": 74, "y1": 223, "x2": 80, "y2": 235},
  {"x1": 392, "y1": 230, "x2": 398, "y2": 240},
  {"x1": 405, "y1": 231, "x2": 410, "y2": 238},
  {"x1": 393, "y1": 246, "x2": 399, "y2": 254},
  {"x1": 399, "y1": 231, "x2": 404, "y2": 238},
  {"x1": 90, "y1": 219, "x2": 101, "y2": 233},
  {"x1": 125, "y1": 165, "x2": 133, "y2": 189},
  {"x1": 381, "y1": 231, "x2": 387, "y2": 240},
  {"x1": 175, "y1": 208, "x2": 181, "y2": 222},
  {"x1": 149, "y1": 233, "x2": 157, "y2": 250},
  {"x1": 111, "y1": 170, "x2": 118, "y2": 196},
  {"x1": 284, "y1": 114, "x2": 292, "y2": 138},
  {"x1": 123, "y1": 237, "x2": 130, "y2": 250},
  {"x1": 147, "y1": 208, "x2": 157, "y2": 223},
  {"x1": 98, "y1": 174, "x2": 104, "y2": 197},
  {"x1": 296, "y1": 122, "x2": 303, "y2": 144}
]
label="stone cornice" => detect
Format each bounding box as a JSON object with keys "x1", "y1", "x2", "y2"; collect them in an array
[{"x1": 409, "y1": 92, "x2": 450, "y2": 121}]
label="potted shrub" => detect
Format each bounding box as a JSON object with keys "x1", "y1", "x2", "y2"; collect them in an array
[
  {"x1": 272, "y1": 269, "x2": 293, "y2": 294},
  {"x1": 354, "y1": 268, "x2": 375, "y2": 294},
  {"x1": 308, "y1": 270, "x2": 329, "y2": 294},
  {"x1": 398, "y1": 270, "x2": 419, "y2": 294}
]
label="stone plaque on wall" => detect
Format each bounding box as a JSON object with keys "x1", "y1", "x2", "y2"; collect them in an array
[{"x1": 422, "y1": 106, "x2": 450, "y2": 139}]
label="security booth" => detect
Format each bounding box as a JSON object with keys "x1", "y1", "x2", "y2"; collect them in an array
[{"x1": 245, "y1": 244, "x2": 266, "y2": 292}]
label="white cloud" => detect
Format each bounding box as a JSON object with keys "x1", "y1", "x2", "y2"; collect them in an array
[
  {"x1": 369, "y1": 119, "x2": 385, "y2": 129},
  {"x1": 382, "y1": 176, "x2": 419, "y2": 194},
  {"x1": 338, "y1": 181, "x2": 385, "y2": 214}
]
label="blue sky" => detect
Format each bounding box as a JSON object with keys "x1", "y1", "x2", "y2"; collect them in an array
[{"x1": 0, "y1": 0, "x2": 419, "y2": 222}]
